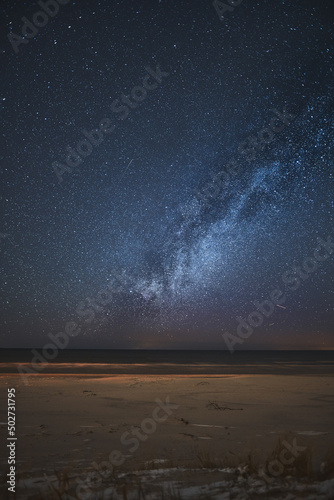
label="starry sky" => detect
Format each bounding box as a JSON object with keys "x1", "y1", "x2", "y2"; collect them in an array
[{"x1": 1, "y1": 0, "x2": 333, "y2": 350}]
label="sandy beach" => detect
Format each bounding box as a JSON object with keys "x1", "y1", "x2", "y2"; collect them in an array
[{"x1": 1, "y1": 372, "x2": 334, "y2": 499}]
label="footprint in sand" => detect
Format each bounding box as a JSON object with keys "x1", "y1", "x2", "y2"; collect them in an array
[
  {"x1": 180, "y1": 432, "x2": 195, "y2": 439},
  {"x1": 206, "y1": 401, "x2": 243, "y2": 411},
  {"x1": 176, "y1": 417, "x2": 189, "y2": 425},
  {"x1": 179, "y1": 432, "x2": 212, "y2": 440}
]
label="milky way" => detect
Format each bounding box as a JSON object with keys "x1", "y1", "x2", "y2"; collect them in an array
[{"x1": 1, "y1": 0, "x2": 333, "y2": 349}]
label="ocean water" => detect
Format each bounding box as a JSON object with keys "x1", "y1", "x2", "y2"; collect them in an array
[{"x1": 1, "y1": 349, "x2": 333, "y2": 375}]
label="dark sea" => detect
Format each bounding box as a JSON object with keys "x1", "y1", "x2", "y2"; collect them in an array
[{"x1": 0, "y1": 349, "x2": 333, "y2": 375}]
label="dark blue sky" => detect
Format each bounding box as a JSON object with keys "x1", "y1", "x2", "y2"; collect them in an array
[{"x1": 1, "y1": 0, "x2": 333, "y2": 349}]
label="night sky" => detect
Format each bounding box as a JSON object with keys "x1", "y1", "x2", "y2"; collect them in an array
[{"x1": 1, "y1": 0, "x2": 333, "y2": 350}]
